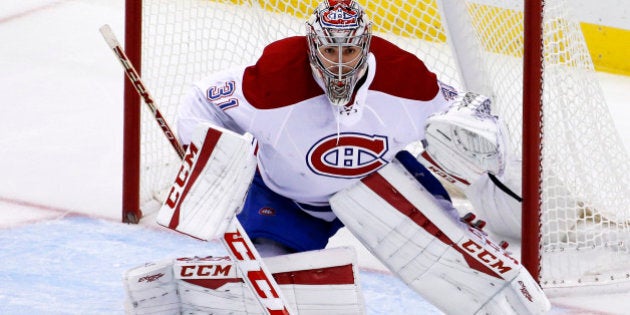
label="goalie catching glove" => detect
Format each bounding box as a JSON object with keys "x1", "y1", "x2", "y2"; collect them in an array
[
  {"x1": 421, "y1": 92, "x2": 508, "y2": 186},
  {"x1": 419, "y1": 92, "x2": 523, "y2": 239}
]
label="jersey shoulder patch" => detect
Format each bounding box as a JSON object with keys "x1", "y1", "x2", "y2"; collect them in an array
[
  {"x1": 368, "y1": 36, "x2": 440, "y2": 101},
  {"x1": 242, "y1": 36, "x2": 324, "y2": 109}
]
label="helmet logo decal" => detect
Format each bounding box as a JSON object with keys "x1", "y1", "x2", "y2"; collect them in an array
[
  {"x1": 307, "y1": 133, "x2": 389, "y2": 178},
  {"x1": 321, "y1": 1, "x2": 359, "y2": 28},
  {"x1": 327, "y1": 0, "x2": 353, "y2": 5}
]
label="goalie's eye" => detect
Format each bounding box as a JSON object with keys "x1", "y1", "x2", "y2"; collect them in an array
[
  {"x1": 321, "y1": 46, "x2": 336, "y2": 55},
  {"x1": 318, "y1": 45, "x2": 363, "y2": 63}
]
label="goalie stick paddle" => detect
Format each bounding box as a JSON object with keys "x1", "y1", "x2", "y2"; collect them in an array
[{"x1": 98, "y1": 24, "x2": 293, "y2": 314}]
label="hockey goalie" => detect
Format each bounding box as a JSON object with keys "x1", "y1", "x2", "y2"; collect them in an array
[
  {"x1": 123, "y1": 0, "x2": 549, "y2": 314},
  {"x1": 124, "y1": 122, "x2": 549, "y2": 314}
]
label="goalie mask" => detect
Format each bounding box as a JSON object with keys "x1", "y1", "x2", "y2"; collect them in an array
[{"x1": 306, "y1": 0, "x2": 372, "y2": 108}]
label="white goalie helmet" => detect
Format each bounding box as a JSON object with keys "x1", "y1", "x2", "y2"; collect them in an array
[{"x1": 306, "y1": 0, "x2": 372, "y2": 108}]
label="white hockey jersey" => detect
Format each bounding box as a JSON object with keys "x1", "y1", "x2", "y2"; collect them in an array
[{"x1": 177, "y1": 36, "x2": 455, "y2": 206}]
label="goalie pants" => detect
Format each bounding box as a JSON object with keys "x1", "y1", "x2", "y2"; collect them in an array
[{"x1": 237, "y1": 171, "x2": 344, "y2": 253}]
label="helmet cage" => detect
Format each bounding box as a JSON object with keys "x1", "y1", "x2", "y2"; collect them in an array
[{"x1": 307, "y1": 1, "x2": 372, "y2": 107}]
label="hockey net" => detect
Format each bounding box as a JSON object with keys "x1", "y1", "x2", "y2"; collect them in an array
[{"x1": 124, "y1": 0, "x2": 630, "y2": 294}]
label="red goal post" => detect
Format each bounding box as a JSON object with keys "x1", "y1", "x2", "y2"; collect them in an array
[
  {"x1": 122, "y1": 0, "x2": 142, "y2": 224},
  {"x1": 121, "y1": 0, "x2": 630, "y2": 295},
  {"x1": 521, "y1": 0, "x2": 544, "y2": 285}
]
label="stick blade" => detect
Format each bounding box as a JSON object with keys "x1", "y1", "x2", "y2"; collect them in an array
[{"x1": 99, "y1": 24, "x2": 120, "y2": 49}]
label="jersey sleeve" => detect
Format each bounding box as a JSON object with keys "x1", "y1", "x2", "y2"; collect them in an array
[
  {"x1": 368, "y1": 36, "x2": 441, "y2": 102},
  {"x1": 176, "y1": 69, "x2": 248, "y2": 145}
]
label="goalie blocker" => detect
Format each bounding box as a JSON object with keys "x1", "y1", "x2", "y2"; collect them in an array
[
  {"x1": 156, "y1": 122, "x2": 257, "y2": 240},
  {"x1": 330, "y1": 151, "x2": 550, "y2": 315},
  {"x1": 123, "y1": 247, "x2": 365, "y2": 314}
]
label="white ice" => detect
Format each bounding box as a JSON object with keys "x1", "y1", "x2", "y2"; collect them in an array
[{"x1": 0, "y1": 0, "x2": 629, "y2": 314}]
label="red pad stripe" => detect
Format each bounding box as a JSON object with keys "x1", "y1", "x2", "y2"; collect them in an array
[
  {"x1": 361, "y1": 172, "x2": 503, "y2": 279},
  {"x1": 181, "y1": 264, "x2": 355, "y2": 289},
  {"x1": 182, "y1": 278, "x2": 243, "y2": 290},
  {"x1": 168, "y1": 128, "x2": 223, "y2": 229},
  {"x1": 273, "y1": 264, "x2": 355, "y2": 285}
]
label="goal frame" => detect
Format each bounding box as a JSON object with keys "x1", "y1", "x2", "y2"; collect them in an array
[
  {"x1": 521, "y1": 0, "x2": 544, "y2": 282},
  {"x1": 120, "y1": 0, "x2": 554, "y2": 283},
  {"x1": 122, "y1": 0, "x2": 142, "y2": 224}
]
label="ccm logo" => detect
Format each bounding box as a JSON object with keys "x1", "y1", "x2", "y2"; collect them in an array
[
  {"x1": 427, "y1": 165, "x2": 457, "y2": 184},
  {"x1": 179, "y1": 264, "x2": 233, "y2": 278},
  {"x1": 138, "y1": 273, "x2": 165, "y2": 283},
  {"x1": 518, "y1": 280, "x2": 534, "y2": 302},
  {"x1": 461, "y1": 239, "x2": 514, "y2": 274},
  {"x1": 165, "y1": 143, "x2": 199, "y2": 208}
]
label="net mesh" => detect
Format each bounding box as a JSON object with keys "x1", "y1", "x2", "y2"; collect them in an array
[{"x1": 137, "y1": 0, "x2": 630, "y2": 290}]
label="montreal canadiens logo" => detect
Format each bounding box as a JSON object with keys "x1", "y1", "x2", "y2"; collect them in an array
[
  {"x1": 321, "y1": 1, "x2": 359, "y2": 28},
  {"x1": 307, "y1": 133, "x2": 388, "y2": 178}
]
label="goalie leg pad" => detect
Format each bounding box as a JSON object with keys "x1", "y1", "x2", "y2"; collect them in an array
[
  {"x1": 124, "y1": 247, "x2": 365, "y2": 315},
  {"x1": 123, "y1": 259, "x2": 180, "y2": 314},
  {"x1": 156, "y1": 122, "x2": 257, "y2": 240},
  {"x1": 330, "y1": 157, "x2": 550, "y2": 315}
]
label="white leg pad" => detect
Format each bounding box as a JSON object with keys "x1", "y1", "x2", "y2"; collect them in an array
[
  {"x1": 330, "y1": 158, "x2": 550, "y2": 315},
  {"x1": 123, "y1": 247, "x2": 365, "y2": 315},
  {"x1": 123, "y1": 259, "x2": 180, "y2": 314}
]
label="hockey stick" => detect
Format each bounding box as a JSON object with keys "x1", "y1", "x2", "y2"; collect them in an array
[
  {"x1": 99, "y1": 24, "x2": 186, "y2": 159},
  {"x1": 223, "y1": 219, "x2": 292, "y2": 314},
  {"x1": 99, "y1": 24, "x2": 292, "y2": 315}
]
